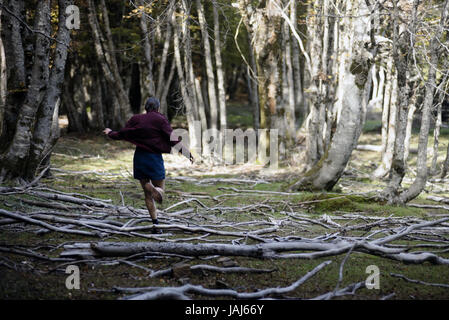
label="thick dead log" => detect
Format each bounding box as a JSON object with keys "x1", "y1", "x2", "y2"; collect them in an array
[{"x1": 60, "y1": 232, "x2": 449, "y2": 265}]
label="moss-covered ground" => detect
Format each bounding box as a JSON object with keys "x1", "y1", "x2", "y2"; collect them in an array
[{"x1": 1, "y1": 112, "x2": 449, "y2": 300}]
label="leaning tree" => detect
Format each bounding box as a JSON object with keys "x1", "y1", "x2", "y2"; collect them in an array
[
  {"x1": 0, "y1": 0, "x2": 73, "y2": 183},
  {"x1": 290, "y1": 0, "x2": 378, "y2": 191}
]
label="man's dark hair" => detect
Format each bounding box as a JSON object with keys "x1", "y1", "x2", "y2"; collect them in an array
[{"x1": 144, "y1": 97, "x2": 160, "y2": 112}]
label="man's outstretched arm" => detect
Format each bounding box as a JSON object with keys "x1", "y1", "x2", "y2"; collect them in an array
[{"x1": 103, "y1": 117, "x2": 138, "y2": 140}]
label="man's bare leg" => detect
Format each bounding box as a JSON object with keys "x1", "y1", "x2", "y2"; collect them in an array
[
  {"x1": 140, "y1": 179, "x2": 165, "y2": 234},
  {"x1": 143, "y1": 179, "x2": 165, "y2": 204},
  {"x1": 140, "y1": 179, "x2": 157, "y2": 220}
]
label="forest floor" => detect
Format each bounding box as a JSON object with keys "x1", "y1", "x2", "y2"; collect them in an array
[{"x1": 1, "y1": 109, "x2": 449, "y2": 300}]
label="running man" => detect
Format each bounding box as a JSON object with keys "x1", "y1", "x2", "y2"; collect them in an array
[{"x1": 103, "y1": 97, "x2": 193, "y2": 234}]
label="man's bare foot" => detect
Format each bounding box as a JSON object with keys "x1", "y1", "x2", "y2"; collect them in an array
[{"x1": 145, "y1": 181, "x2": 164, "y2": 204}]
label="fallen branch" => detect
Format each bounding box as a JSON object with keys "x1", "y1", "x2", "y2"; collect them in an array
[
  {"x1": 118, "y1": 260, "x2": 332, "y2": 300},
  {"x1": 390, "y1": 273, "x2": 449, "y2": 288}
]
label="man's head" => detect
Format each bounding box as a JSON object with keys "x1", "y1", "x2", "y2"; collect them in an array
[{"x1": 144, "y1": 97, "x2": 160, "y2": 112}]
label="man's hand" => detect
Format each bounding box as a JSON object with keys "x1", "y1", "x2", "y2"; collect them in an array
[
  {"x1": 103, "y1": 128, "x2": 112, "y2": 135},
  {"x1": 189, "y1": 153, "x2": 195, "y2": 164}
]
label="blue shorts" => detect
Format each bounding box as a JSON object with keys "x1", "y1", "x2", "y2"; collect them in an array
[{"x1": 133, "y1": 147, "x2": 166, "y2": 181}]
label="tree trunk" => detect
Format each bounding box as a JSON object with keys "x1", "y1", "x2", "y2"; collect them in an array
[
  {"x1": 0, "y1": 0, "x2": 52, "y2": 182},
  {"x1": 430, "y1": 79, "x2": 448, "y2": 174},
  {"x1": 155, "y1": 10, "x2": 174, "y2": 111},
  {"x1": 27, "y1": 0, "x2": 73, "y2": 178},
  {"x1": 383, "y1": 0, "x2": 422, "y2": 202},
  {"x1": 172, "y1": 5, "x2": 201, "y2": 156},
  {"x1": 137, "y1": 0, "x2": 156, "y2": 98},
  {"x1": 0, "y1": 0, "x2": 72, "y2": 183},
  {"x1": 283, "y1": 16, "x2": 296, "y2": 147},
  {"x1": 247, "y1": 34, "x2": 259, "y2": 131},
  {"x1": 197, "y1": 0, "x2": 218, "y2": 130},
  {"x1": 0, "y1": 0, "x2": 26, "y2": 150},
  {"x1": 289, "y1": 0, "x2": 304, "y2": 123},
  {"x1": 90, "y1": 70, "x2": 106, "y2": 129},
  {"x1": 442, "y1": 142, "x2": 449, "y2": 178},
  {"x1": 159, "y1": 62, "x2": 175, "y2": 117},
  {"x1": 397, "y1": 1, "x2": 449, "y2": 203},
  {"x1": 403, "y1": 92, "x2": 417, "y2": 163},
  {"x1": 238, "y1": 0, "x2": 288, "y2": 160},
  {"x1": 290, "y1": 0, "x2": 376, "y2": 191},
  {"x1": 213, "y1": 1, "x2": 227, "y2": 130},
  {"x1": 374, "y1": 62, "x2": 396, "y2": 179},
  {"x1": 87, "y1": 0, "x2": 131, "y2": 127}
]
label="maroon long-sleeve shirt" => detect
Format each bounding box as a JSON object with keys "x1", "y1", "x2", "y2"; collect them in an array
[{"x1": 107, "y1": 110, "x2": 181, "y2": 154}]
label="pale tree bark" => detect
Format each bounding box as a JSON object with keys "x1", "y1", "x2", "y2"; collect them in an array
[
  {"x1": 431, "y1": 102, "x2": 442, "y2": 175},
  {"x1": 382, "y1": 0, "x2": 420, "y2": 200},
  {"x1": 213, "y1": 1, "x2": 227, "y2": 130},
  {"x1": 374, "y1": 61, "x2": 396, "y2": 179},
  {"x1": 302, "y1": 0, "x2": 338, "y2": 170},
  {"x1": 282, "y1": 16, "x2": 296, "y2": 147},
  {"x1": 137, "y1": 0, "x2": 156, "y2": 99},
  {"x1": 379, "y1": 58, "x2": 393, "y2": 155},
  {"x1": 430, "y1": 79, "x2": 449, "y2": 174},
  {"x1": 397, "y1": 0, "x2": 449, "y2": 203},
  {"x1": 172, "y1": 4, "x2": 201, "y2": 156},
  {"x1": 403, "y1": 90, "x2": 417, "y2": 163},
  {"x1": 370, "y1": 64, "x2": 378, "y2": 109},
  {"x1": 246, "y1": 33, "x2": 259, "y2": 131},
  {"x1": 290, "y1": 0, "x2": 376, "y2": 191},
  {"x1": 238, "y1": 0, "x2": 283, "y2": 157},
  {"x1": 194, "y1": 77, "x2": 208, "y2": 131},
  {"x1": 289, "y1": 0, "x2": 304, "y2": 122},
  {"x1": 87, "y1": 0, "x2": 131, "y2": 127},
  {"x1": 196, "y1": 0, "x2": 218, "y2": 130},
  {"x1": 303, "y1": 0, "x2": 325, "y2": 168},
  {"x1": 442, "y1": 142, "x2": 449, "y2": 178},
  {"x1": 155, "y1": 9, "x2": 174, "y2": 113}
]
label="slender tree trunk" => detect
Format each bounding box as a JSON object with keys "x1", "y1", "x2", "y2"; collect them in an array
[
  {"x1": 197, "y1": 0, "x2": 218, "y2": 130},
  {"x1": 87, "y1": 0, "x2": 131, "y2": 127},
  {"x1": 247, "y1": 34, "x2": 259, "y2": 131},
  {"x1": 155, "y1": 11, "x2": 174, "y2": 107},
  {"x1": 398, "y1": 1, "x2": 449, "y2": 203},
  {"x1": 194, "y1": 77, "x2": 208, "y2": 131},
  {"x1": 90, "y1": 71, "x2": 106, "y2": 129},
  {"x1": 289, "y1": 0, "x2": 304, "y2": 122},
  {"x1": 27, "y1": 0, "x2": 73, "y2": 178},
  {"x1": 430, "y1": 80, "x2": 448, "y2": 174},
  {"x1": 403, "y1": 93, "x2": 417, "y2": 163},
  {"x1": 159, "y1": 62, "x2": 175, "y2": 117},
  {"x1": 213, "y1": 2, "x2": 227, "y2": 130},
  {"x1": 283, "y1": 16, "x2": 296, "y2": 147},
  {"x1": 383, "y1": 0, "x2": 422, "y2": 203},
  {"x1": 137, "y1": 0, "x2": 156, "y2": 98},
  {"x1": 431, "y1": 101, "x2": 442, "y2": 174},
  {"x1": 172, "y1": 5, "x2": 201, "y2": 156},
  {"x1": 442, "y1": 142, "x2": 449, "y2": 178},
  {"x1": 374, "y1": 66, "x2": 396, "y2": 179}
]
